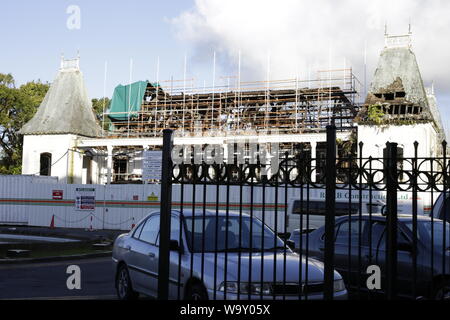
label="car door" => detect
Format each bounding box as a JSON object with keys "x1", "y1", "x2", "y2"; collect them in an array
[
  {"x1": 360, "y1": 220, "x2": 386, "y2": 294},
  {"x1": 333, "y1": 218, "x2": 367, "y2": 289},
  {"x1": 133, "y1": 214, "x2": 160, "y2": 297},
  {"x1": 124, "y1": 220, "x2": 146, "y2": 286},
  {"x1": 147, "y1": 214, "x2": 187, "y2": 299},
  {"x1": 375, "y1": 223, "x2": 414, "y2": 297},
  {"x1": 167, "y1": 215, "x2": 186, "y2": 299}
]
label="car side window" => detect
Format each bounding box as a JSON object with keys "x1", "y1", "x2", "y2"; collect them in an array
[
  {"x1": 132, "y1": 221, "x2": 145, "y2": 239},
  {"x1": 320, "y1": 224, "x2": 340, "y2": 242},
  {"x1": 139, "y1": 215, "x2": 160, "y2": 245},
  {"x1": 153, "y1": 216, "x2": 181, "y2": 247},
  {"x1": 439, "y1": 196, "x2": 450, "y2": 221},
  {"x1": 335, "y1": 219, "x2": 366, "y2": 245},
  {"x1": 377, "y1": 228, "x2": 410, "y2": 251},
  {"x1": 366, "y1": 222, "x2": 385, "y2": 248},
  {"x1": 170, "y1": 216, "x2": 181, "y2": 242}
]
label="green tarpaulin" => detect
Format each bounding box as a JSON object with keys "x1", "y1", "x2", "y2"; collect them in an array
[{"x1": 108, "y1": 81, "x2": 149, "y2": 121}]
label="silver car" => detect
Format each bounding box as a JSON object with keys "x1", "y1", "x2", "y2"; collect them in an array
[{"x1": 112, "y1": 210, "x2": 348, "y2": 300}]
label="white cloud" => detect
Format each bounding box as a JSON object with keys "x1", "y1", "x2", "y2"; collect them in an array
[{"x1": 171, "y1": 0, "x2": 450, "y2": 96}]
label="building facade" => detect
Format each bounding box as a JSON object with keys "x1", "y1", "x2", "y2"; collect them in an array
[{"x1": 20, "y1": 32, "x2": 445, "y2": 184}]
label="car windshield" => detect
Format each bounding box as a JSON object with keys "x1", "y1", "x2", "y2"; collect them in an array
[
  {"x1": 404, "y1": 221, "x2": 450, "y2": 250},
  {"x1": 183, "y1": 215, "x2": 285, "y2": 253}
]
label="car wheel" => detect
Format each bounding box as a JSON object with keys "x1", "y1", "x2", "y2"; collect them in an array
[
  {"x1": 434, "y1": 280, "x2": 450, "y2": 301},
  {"x1": 186, "y1": 283, "x2": 208, "y2": 301},
  {"x1": 116, "y1": 264, "x2": 139, "y2": 300}
]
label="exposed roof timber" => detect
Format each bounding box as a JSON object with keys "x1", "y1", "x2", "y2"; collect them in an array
[{"x1": 109, "y1": 85, "x2": 359, "y2": 136}]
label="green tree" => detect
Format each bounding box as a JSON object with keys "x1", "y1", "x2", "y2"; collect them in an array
[
  {"x1": 0, "y1": 73, "x2": 14, "y2": 87},
  {"x1": 91, "y1": 97, "x2": 111, "y2": 130},
  {"x1": 0, "y1": 74, "x2": 49, "y2": 174}
]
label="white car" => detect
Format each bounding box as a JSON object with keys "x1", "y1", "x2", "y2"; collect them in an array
[{"x1": 112, "y1": 210, "x2": 347, "y2": 300}]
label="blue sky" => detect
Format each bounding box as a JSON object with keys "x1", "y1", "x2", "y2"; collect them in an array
[
  {"x1": 0, "y1": 1, "x2": 199, "y2": 98},
  {"x1": 1, "y1": 0, "x2": 450, "y2": 137}
]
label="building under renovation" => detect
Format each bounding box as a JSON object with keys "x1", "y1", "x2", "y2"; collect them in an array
[{"x1": 20, "y1": 31, "x2": 445, "y2": 184}]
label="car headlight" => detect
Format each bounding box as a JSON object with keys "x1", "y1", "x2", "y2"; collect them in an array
[
  {"x1": 218, "y1": 282, "x2": 272, "y2": 295},
  {"x1": 334, "y1": 279, "x2": 346, "y2": 292}
]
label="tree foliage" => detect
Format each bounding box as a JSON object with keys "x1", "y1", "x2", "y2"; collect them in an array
[
  {"x1": 0, "y1": 73, "x2": 14, "y2": 87},
  {"x1": 367, "y1": 103, "x2": 386, "y2": 125},
  {"x1": 91, "y1": 97, "x2": 111, "y2": 130},
  {"x1": 0, "y1": 74, "x2": 49, "y2": 174}
]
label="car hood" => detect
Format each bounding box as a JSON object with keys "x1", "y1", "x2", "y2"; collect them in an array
[{"x1": 191, "y1": 251, "x2": 337, "y2": 284}]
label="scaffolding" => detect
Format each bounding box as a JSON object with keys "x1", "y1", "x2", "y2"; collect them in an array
[{"x1": 105, "y1": 68, "x2": 362, "y2": 138}]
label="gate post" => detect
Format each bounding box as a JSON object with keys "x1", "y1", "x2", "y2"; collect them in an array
[
  {"x1": 158, "y1": 129, "x2": 174, "y2": 300},
  {"x1": 385, "y1": 142, "x2": 398, "y2": 300},
  {"x1": 324, "y1": 125, "x2": 336, "y2": 300}
]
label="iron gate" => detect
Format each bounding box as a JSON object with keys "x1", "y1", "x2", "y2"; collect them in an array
[{"x1": 156, "y1": 126, "x2": 450, "y2": 300}]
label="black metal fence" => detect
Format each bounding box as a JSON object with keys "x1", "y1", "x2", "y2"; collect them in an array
[{"x1": 157, "y1": 126, "x2": 450, "y2": 300}]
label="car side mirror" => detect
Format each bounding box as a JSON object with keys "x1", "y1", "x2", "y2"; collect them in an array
[
  {"x1": 169, "y1": 240, "x2": 183, "y2": 254},
  {"x1": 277, "y1": 232, "x2": 291, "y2": 241},
  {"x1": 398, "y1": 242, "x2": 413, "y2": 253},
  {"x1": 286, "y1": 240, "x2": 296, "y2": 250}
]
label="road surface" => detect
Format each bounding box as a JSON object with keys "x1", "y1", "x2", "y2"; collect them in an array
[{"x1": 0, "y1": 257, "x2": 116, "y2": 300}]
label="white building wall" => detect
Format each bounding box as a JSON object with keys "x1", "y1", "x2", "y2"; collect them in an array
[
  {"x1": 22, "y1": 134, "x2": 84, "y2": 184},
  {"x1": 357, "y1": 123, "x2": 441, "y2": 158}
]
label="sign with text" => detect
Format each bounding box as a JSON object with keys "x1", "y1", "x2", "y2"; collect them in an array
[
  {"x1": 142, "y1": 150, "x2": 163, "y2": 181},
  {"x1": 52, "y1": 190, "x2": 63, "y2": 200},
  {"x1": 75, "y1": 188, "x2": 95, "y2": 211},
  {"x1": 147, "y1": 192, "x2": 158, "y2": 202}
]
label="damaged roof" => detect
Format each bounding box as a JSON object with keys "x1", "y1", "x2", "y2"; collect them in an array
[
  {"x1": 20, "y1": 59, "x2": 101, "y2": 138},
  {"x1": 368, "y1": 46, "x2": 429, "y2": 109},
  {"x1": 358, "y1": 35, "x2": 444, "y2": 135}
]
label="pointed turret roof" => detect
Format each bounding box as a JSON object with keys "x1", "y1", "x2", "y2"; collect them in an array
[
  {"x1": 368, "y1": 32, "x2": 429, "y2": 110},
  {"x1": 358, "y1": 31, "x2": 444, "y2": 133},
  {"x1": 20, "y1": 56, "x2": 101, "y2": 137}
]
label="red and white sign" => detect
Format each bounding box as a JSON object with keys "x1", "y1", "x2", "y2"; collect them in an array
[{"x1": 52, "y1": 190, "x2": 63, "y2": 200}]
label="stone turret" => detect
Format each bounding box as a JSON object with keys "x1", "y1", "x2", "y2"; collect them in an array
[
  {"x1": 357, "y1": 31, "x2": 445, "y2": 158},
  {"x1": 20, "y1": 55, "x2": 101, "y2": 183},
  {"x1": 357, "y1": 31, "x2": 438, "y2": 125},
  {"x1": 20, "y1": 55, "x2": 101, "y2": 137}
]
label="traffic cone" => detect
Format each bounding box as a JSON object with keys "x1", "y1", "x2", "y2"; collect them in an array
[
  {"x1": 50, "y1": 215, "x2": 55, "y2": 229},
  {"x1": 89, "y1": 214, "x2": 93, "y2": 231}
]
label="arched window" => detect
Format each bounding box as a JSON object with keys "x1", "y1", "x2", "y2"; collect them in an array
[{"x1": 40, "y1": 153, "x2": 52, "y2": 176}]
